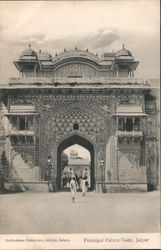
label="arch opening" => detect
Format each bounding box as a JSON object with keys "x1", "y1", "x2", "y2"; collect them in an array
[{"x1": 57, "y1": 134, "x2": 95, "y2": 191}]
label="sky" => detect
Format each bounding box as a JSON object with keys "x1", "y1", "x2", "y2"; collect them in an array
[{"x1": 0, "y1": 0, "x2": 160, "y2": 84}]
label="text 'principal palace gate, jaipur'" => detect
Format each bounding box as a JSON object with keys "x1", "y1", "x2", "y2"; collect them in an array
[{"x1": 0, "y1": 45, "x2": 159, "y2": 192}]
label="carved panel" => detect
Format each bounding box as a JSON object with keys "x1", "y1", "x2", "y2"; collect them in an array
[
  {"x1": 142, "y1": 115, "x2": 156, "y2": 137},
  {"x1": 116, "y1": 94, "x2": 143, "y2": 106},
  {"x1": 37, "y1": 98, "x2": 110, "y2": 179},
  {"x1": 54, "y1": 63, "x2": 97, "y2": 78},
  {"x1": 145, "y1": 94, "x2": 156, "y2": 114},
  {"x1": 37, "y1": 98, "x2": 110, "y2": 118},
  {"x1": 118, "y1": 144, "x2": 140, "y2": 161},
  {"x1": 44, "y1": 105, "x2": 107, "y2": 144},
  {"x1": 12, "y1": 146, "x2": 34, "y2": 164},
  {"x1": 118, "y1": 153, "x2": 143, "y2": 183}
]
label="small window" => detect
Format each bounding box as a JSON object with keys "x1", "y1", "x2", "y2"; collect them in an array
[{"x1": 73, "y1": 123, "x2": 79, "y2": 130}]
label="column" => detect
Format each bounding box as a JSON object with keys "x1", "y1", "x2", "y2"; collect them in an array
[
  {"x1": 17, "y1": 117, "x2": 19, "y2": 130},
  {"x1": 116, "y1": 65, "x2": 119, "y2": 78},
  {"x1": 116, "y1": 116, "x2": 118, "y2": 132},
  {"x1": 25, "y1": 117, "x2": 27, "y2": 130},
  {"x1": 132, "y1": 70, "x2": 134, "y2": 78},
  {"x1": 34, "y1": 64, "x2": 37, "y2": 77},
  {"x1": 124, "y1": 116, "x2": 126, "y2": 134},
  {"x1": 132, "y1": 116, "x2": 135, "y2": 142}
]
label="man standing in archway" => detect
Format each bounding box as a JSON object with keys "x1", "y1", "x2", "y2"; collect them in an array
[
  {"x1": 81, "y1": 174, "x2": 88, "y2": 197},
  {"x1": 70, "y1": 177, "x2": 77, "y2": 202}
]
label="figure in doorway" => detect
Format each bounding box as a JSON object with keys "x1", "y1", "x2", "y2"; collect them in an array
[
  {"x1": 70, "y1": 177, "x2": 77, "y2": 202},
  {"x1": 81, "y1": 174, "x2": 88, "y2": 197},
  {"x1": 75, "y1": 174, "x2": 80, "y2": 190}
]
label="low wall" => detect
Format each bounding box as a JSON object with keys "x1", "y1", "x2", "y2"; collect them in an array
[{"x1": 96, "y1": 182, "x2": 147, "y2": 192}]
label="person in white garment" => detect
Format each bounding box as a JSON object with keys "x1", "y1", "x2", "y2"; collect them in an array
[
  {"x1": 70, "y1": 177, "x2": 77, "y2": 202},
  {"x1": 81, "y1": 175, "x2": 88, "y2": 197}
]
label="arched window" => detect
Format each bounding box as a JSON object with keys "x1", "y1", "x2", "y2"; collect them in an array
[{"x1": 73, "y1": 123, "x2": 79, "y2": 130}]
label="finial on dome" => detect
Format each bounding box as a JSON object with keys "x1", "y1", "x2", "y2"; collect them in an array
[
  {"x1": 39, "y1": 49, "x2": 41, "y2": 53},
  {"x1": 86, "y1": 48, "x2": 88, "y2": 52},
  {"x1": 123, "y1": 44, "x2": 125, "y2": 49},
  {"x1": 64, "y1": 48, "x2": 66, "y2": 52},
  {"x1": 75, "y1": 46, "x2": 77, "y2": 50},
  {"x1": 29, "y1": 44, "x2": 31, "y2": 49}
]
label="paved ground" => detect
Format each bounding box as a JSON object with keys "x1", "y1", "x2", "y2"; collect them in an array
[{"x1": 0, "y1": 191, "x2": 160, "y2": 234}]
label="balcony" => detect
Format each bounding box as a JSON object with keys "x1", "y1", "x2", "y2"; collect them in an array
[
  {"x1": 9, "y1": 130, "x2": 34, "y2": 136},
  {"x1": 116, "y1": 131, "x2": 142, "y2": 137},
  {"x1": 8, "y1": 77, "x2": 149, "y2": 87}
]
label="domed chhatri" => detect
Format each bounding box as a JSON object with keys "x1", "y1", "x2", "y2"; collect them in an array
[
  {"x1": 20, "y1": 44, "x2": 37, "y2": 60},
  {"x1": 116, "y1": 44, "x2": 133, "y2": 59}
]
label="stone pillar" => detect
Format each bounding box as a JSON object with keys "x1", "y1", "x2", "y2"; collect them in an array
[
  {"x1": 34, "y1": 64, "x2": 37, "y2": 77},
  {"x1": 132, "y1": 70, "x2": 134, "y2": 77},
  {"x1": 116, "y1": 65, "x2": 119, "y2": 78}
]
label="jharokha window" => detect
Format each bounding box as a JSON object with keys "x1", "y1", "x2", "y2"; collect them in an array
[
  {"x1": 118, "y1": 117, "x2": 140, "y2": 132},
  {"x1": 11, "y1": 136, "x2": 34, "y2": 145},
  {"x1": 11, "y1": 116, "x2": 33, "y2": 131}
]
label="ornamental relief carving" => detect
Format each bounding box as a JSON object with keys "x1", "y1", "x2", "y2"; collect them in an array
[
  {"x1": 116, "y1": 94, "x2": 143, "y2": 105},
  {"x1": 54, "y1": 63, "x2": 97, "y2": 78},
  {"x1": 142, "y1": 115, "x2": 156, "y2": 137},
  {"x1": 11, "y1": 97, "x2": 35, "y2": 105},
  {"x1": 37, "y1": 99, "x2": 110, "y2": 168},
  {"x1": 10, "y1": 94, "x2": 110, "y2": 115},
  {"x1": 37, "y1": 98, "x2": 110, "y2": 118},
  {"x1": 43, "y1": 105, "x2": 108, "y2": 145},
  {"x1": 38, "y1": 100, "x2": 111, "y2": 156}
]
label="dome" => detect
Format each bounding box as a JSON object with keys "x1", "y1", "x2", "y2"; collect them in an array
[
  {"x1": 116, "y1": 44, "x2": 133, "y2": 59},
  {"x1": 20, "y1": 45, "x2": 37, "y2": 60},
  {"x1": 53, "y1": 49, "x2": 99, "y2": 63},
  {"x1": 37, "y1": 50, "x2": 52, "y2": 61}
]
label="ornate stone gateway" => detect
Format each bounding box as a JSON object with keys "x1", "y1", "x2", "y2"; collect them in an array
[
  {"x1": 37, "y1": 95, "x2": 109, "y2": 191},
  {"x1": 0, "y1": 45, "x2": 159, "y2": 192}
]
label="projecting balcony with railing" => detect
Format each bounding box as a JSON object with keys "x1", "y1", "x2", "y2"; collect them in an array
[
  {"x1": 9, "y1": 130, "x2": 34, "y2": 136},
  {"x1": 8, "y1": 77, "x2": 150, "y2": 87},
  {"x1": 116, "y1": 117, "x2": 143, "y2": 138}
]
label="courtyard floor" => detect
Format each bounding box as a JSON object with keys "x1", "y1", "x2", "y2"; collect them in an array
[{"x1": 0, "y1": 191, "x2": 160, "y2": 234}]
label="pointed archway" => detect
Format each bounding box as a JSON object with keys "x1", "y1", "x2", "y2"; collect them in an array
[{"x1": 57, "y1": 134, "x2": 95, "y2": 191}]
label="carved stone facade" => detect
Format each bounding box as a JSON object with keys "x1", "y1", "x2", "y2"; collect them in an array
[{"x1": 0, "y1": 46, "x2": 159, "y2": 192}]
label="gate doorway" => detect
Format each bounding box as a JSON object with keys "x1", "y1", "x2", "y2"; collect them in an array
[{"x1": 57, "y1": 134, "x2": 95, "y2": 191}]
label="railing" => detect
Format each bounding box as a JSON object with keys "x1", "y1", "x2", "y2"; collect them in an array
[
  {"x1": 9, "y1": 130, "x2": 34, "y2": 136},
  {"x1": 116, "y1": 131, "x2": 143, "y2": 137},
  {"x1": 9, "y1": 77, "x2": 147, "y2": 86}
]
